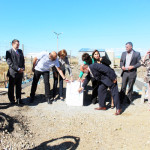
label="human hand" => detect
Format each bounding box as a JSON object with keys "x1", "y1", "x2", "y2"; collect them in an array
[
  {"x1": 81, "y1": 78, "x2": 85, "y2": 83},
  {"x1": 128, "y1": 66, "x2": 134, "y2": 70},
  {"x1": 113, "y1": 78, "x2": 117, "y2": 84},
  {"x1": 78, "y1": 87, "x2": 83, "y2": 93},
  {"x1": 78, "y1": 78, "x2": 81, "y2": 81},
  {"x1": 19, "y1": 68, "x2": 24, "y2": 73},
  {"x1": 64, "y1": 78, "x2": 69, "y2": 82},
  {"x1": 122, "y1": 66, "x2": 126, "y2": 71}
]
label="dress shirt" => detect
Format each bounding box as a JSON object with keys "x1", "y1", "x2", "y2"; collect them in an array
[
  {"x1": 125, "y1": 50, "x2": 133, "y2": 69},
  {"x1": 35, "y1": 51, "x2": 60, "y2": 72}
]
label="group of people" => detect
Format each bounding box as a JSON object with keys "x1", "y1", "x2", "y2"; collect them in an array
[
  {"x1": 78, "y1": 42, "x2": 141, "y2": 115},
  {"x1": 6, "y1": 39, "x2": 150, "y2": 115},
  {"x1": 6, "y1": 39, "x2": 72, "y2": 105}
]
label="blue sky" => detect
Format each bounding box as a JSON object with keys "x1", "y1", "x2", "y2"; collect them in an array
[{"x1": 0, "y1": 0, "x2": 150, "y2": 57}]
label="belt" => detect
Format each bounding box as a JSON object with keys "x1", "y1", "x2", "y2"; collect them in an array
[{"x1": 124, "y1": 70, "x2": 134, "y2": 73}]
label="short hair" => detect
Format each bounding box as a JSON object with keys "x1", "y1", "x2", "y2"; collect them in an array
[
  {"x1": 126, "y1": 42, "x2": 133, "y2": 47},
  {"x1": 12, "y1": 39, "x2": 19, "y2": 44},
  {"x1": 82, "y1": 53, "x2": 92, "y2": 64},
  {"x1": 58, "y1": 49, "x2": 67, "y2": 57}
]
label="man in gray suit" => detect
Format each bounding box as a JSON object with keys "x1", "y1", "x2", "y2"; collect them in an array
[
  {"x1": 6, "y1": 39, "x2": 25, "y2": 104},
  {"x1": 120, "y1": 42, "x2": 141, "y2": 104}
]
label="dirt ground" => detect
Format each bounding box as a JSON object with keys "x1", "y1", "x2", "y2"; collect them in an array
[{"x1": 0, "y1": 65, "x2": 150, "y2": 150}]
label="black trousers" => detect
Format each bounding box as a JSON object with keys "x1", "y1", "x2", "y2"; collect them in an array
[
  {"x1": 120, "y1": 72, "x2": 136, "y2": 102},
  {"x1": 53, "y1": 70, "x2": 65, "y2": 98},
  {"x1": 98, "y1": 83, "x2": 121, "y2": 109},
  {"x1": 30, "y1": 70, "x2": 50, "y2": 98},
  {"x1": 8, "y1": 73, "x2": 23, "y2": 102},
  {"x1": 91, "y1": 78, "x2": 98, "y2": 100}
]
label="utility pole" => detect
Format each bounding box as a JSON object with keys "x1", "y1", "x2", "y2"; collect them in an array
[{"x1": 53, "y1": 32, "x2": 63, "y2": 52}]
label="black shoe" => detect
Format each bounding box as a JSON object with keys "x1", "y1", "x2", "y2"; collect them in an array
[
  {"x1": 29, "y1": 97, "x2": 34, "y2": 103},
  {"x1": 60, "y1": 97, "x2": 64, "y2": 101},
  {"x1": 17, "y1": 99, "x2": 24, "y2": 105},
  {"x1": 53, "y1": 96, "x2": 57, "y2": 102},
  {"x1": 47, "y1": 98, "x2": 52, "y2": 104},
  {"x1": 10, "y1": 100, "x2": 16, "y2": 105}
]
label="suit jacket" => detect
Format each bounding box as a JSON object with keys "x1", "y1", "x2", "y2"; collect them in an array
[
  {"x1": 93, "y1": 56, "x2": 111, "y2": 66},
  {"x1": 6, "y1": 48, "x2": 25, "y2": 78},
  {"x1": 120, "y1": 50, "x2": 141, "y2": 77},
  {"x1": 82, "y1": 63, "x2": 117, "y2": 88}
]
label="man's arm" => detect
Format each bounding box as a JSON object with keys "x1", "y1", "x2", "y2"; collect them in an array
[
  {"x1": 82, "y1": 73, "x2": 91, "y2": 88},
  {"x1": 101, "y1": 56, "x2": 111, "y2": 66},
  {"x1": 128, "y1": 52, "x2": 141, "y2": 70},
  {"x1": 78, "y1": 73, "x2": 91, "y2": 93},
  {"x1": 134, "y1": 52, "x2": 141, "y2": 69},
  {"x1": 94, "y1": 64, "x2": 117, "y2": 82},
  {"x1": 32, "y1": 57, "x2": 38, "y2": 72},
  {"x1": 22, "y1": 51, "x2": 25, "y2": 70},
  {"x1": 120, "y1": 52, "x2": 126, "y2": 70},
  {"x1": 20, "y1": 50, "x2": 25, "y2": 71},
  {"x1": 6, "y1": 51, "x2": 18, "y2": 71}
]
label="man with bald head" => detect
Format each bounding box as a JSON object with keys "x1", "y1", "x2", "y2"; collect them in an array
[{"x1": 30, "y1": 51, "x2": 67, "y2": 104}]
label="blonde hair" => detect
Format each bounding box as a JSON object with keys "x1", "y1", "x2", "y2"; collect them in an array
[{"x1": 58, "y1": 49, "x2": 67, "y2": 57}]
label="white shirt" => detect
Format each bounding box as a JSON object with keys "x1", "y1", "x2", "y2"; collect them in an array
[
  {"x1": 12, "y1": 47, "x2": 17, "y2": 52},
  {"x1": 35, "y1": 51, "x2": 60, "y2": 72},
  {"x1": 88, "y1": 67, "x2": 94, "y2": 77},
  {"x1": 125, "y1": 50, "x2": 133, "y2": 69}
]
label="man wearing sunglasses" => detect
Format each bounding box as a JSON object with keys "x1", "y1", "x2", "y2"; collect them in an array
[{"x1": 30, "y1": 51, "x2": 68, "y2": 104}]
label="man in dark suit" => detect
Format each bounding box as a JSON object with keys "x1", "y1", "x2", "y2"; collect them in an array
[
  {"x1": 6, "y1": 39, "x2": 25, "y2": 104},
  {"x1": 120, "y1": 42, "x2": 141, "y2": 104},
  {"x1": 78, "y1": 63, "x2": 121, "y2": 115}
]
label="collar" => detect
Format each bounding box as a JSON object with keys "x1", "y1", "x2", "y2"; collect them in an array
[
  {"x1": 12, "y1": 47, "x2": 17, "y2": 52},
  {"x1": 88, "y1": 66, "x2": 94, "y2": 77},
  {"x1": 127, "y1": 50, "x2": 133, "y2": 54}
]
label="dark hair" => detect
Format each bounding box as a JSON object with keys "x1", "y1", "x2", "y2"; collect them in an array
[
  {"x1": 12, "y1": 39, "x2": 19, "y2": 44},
  {"x1": 82, "y1": 53, "x2": 92, "y2": 65},
  {"x1": 126, "y1": 42, "x2": 133, "y2": 47},
  {"x1": 92, "y1": 50, "x2": 100, "y2": 61}
]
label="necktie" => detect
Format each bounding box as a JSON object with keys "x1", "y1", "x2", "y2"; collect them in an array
[{"x1": 16, "y1": 50, "x2": 19, "y2": 56}]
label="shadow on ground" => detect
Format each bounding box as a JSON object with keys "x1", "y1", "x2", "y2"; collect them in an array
[
  {"x1": 0, "y1": 102, "x2": 15, "y2": 109},
  {"x1": 29, "y1": 136, "x2": 80, "y2": 150},
  {"x1": 121, "y1": 91, "x2": 141, "y2": 113},
  {"x1": 25, "y1": 94, "x2": 47, "y2": 106},
  {"x1": 0, "y1": 112, "x2": 19, "y2": 133}
]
